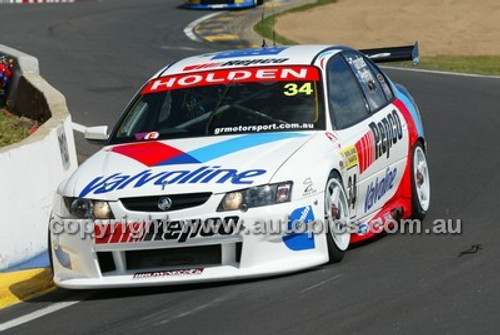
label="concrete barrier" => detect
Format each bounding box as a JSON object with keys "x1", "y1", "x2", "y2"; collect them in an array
[{"x1": 0, "y1": 45, "x2": 78, "y2": 271}]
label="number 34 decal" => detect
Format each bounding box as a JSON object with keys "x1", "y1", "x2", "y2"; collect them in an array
[{"x1": 283, "y1": 82, "x2": 314, "y2": 96}]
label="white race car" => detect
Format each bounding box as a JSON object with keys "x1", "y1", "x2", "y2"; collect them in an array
[{"x1": 50, "y1": 44, "x2": 430, "y2": 288}]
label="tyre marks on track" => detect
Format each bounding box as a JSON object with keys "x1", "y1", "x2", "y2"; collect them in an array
[
  {"x1": 186, "y1": 1, "x2": 291, "y2": 49},
  {"x1": 189, "y1": 10, "x2": 257, "y2": 49}
]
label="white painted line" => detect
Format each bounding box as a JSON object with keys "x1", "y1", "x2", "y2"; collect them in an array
[
  {"x1": 159, "y1": 45, "x2": 203, "y2": 52},
  {"x1": 184, "y1": 12, "x2": 224, "y2": 43},
  {"x1": 381, "y1": 65, "x2": 500, "y2": 80},
  {"x1": 299, "y1": 273, "x2": 345, "y2": 294},
  {"x1": 72, "y1": 122, "x2": 87, "y2": 134},
  {"x1": 0, "y1": 299, "x2": 81, "y2": 332}
]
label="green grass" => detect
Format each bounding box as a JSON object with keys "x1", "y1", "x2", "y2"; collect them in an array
[
  {"x1": 0, "y1": 112, "x2": 29, "y2": 147},
  {"x1": 391, "y1": 55, "x2": 500, "y2": 76},
  {"x1": 254, "y1": 0, "x2": 500, "y2": 76}
]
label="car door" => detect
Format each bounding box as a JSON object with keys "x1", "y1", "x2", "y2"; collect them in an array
[
  {"x1": 342, "y1": 51, "x2": 409, "y2": 217},
  {"x1": 326, "y1": 52, "x2": 408, "y2": 221},
  {"x1": 325, "y1": 53, "x2": 371, "y2": 220}
]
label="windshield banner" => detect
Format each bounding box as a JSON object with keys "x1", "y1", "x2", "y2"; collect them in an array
[{"x1": 142, "y1": 66, "x2": 320, "y2": 94}]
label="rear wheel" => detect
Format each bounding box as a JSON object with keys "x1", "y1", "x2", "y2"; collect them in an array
[
  {"x1": 411, "y1": 143, "x2": 430, "y2": 220},
  {"x1": 325, "y1": 172, "x2": 350, "y2": 263}
]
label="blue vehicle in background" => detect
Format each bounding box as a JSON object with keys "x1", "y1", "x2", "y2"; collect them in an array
[{"x1": 184, "y1": 0, "x2": 263, "y2": 9}]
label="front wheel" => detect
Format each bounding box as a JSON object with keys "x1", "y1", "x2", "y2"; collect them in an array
[
  {"x1": 411, "y1": 143, "x2": 431, "y2": 220},
  {"x1": 325, "y1": 173, "x2": 351, "y2": 263},
  {"x1": 48, "y1": 228, "x2": 54, "y2": 274}
]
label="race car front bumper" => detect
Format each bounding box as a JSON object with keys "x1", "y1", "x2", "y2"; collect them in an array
[{"x1": 50, "y1": 194, "x2": 330, "y2": 289}]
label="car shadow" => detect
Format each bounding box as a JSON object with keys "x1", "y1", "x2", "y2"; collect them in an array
[{"x1": 22, "y1": 266, "x2": 323, "y2": 305}]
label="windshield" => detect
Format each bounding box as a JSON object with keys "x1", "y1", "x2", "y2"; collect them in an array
[{"x1": 110, "y1": 66, "x2": 324, "y2": 144}]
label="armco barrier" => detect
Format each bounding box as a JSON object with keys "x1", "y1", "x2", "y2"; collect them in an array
[{"x1": 0, "y1": 45, "x2": 78, "y2": 271}]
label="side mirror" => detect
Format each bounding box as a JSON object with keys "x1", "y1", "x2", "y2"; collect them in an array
[{"x1": 84, "y1": 126, "x2": 109, "y2": 144}]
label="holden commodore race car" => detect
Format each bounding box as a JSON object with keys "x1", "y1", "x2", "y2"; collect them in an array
[
  {"x1": 183, "y1": 0, "x2": 263, "y2": 10},
  {"x1": 50, "y1": 43, "x2": 430, "y2": 288}
]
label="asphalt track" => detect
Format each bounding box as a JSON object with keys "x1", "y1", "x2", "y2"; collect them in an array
[{"x1": 1, "y1": 1, "x2": 500, "y2": 334}]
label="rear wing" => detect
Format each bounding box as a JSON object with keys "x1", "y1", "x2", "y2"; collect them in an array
[{"x1": 360, "y1": 41, "x2": 419, "y2": 66}]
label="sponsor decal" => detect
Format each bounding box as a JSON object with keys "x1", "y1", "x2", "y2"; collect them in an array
[
  {"x1": 57, "y1": 126, "x2": 70, "y2": 170},
  {"x1": 369, "y1": 109, "x2": 403, "y2": 160},
  {"x1": 303, "y1": 178, "x2": 316, "y2": 196},
  {"x1": 341, "y1": 145, "x2": 359, "y2": 210},
  {"x1": 95, "y1": 217, "x2": 239, "y2": 244},
  {"x1": 142, "y1": 66, "x2": 320, "y2": 94},
  {"x1": 340, "y1": 145, "x2": 358, "y2": 170},
  {"x1": 347, "y1": 174, "x2": 358, "y2": 210},
  {"x1": 364, "y1": 167, "x2": 397, "y2": 212},
  {"x1": 156, "y1": 217, "x2": 238, "y2": 243},
  {"x1": 80, "y1": 167, "x2": 266, "y2": 197},
  {"x1": 346, "y1": 54, "x2": 376, "y2": 86},
  {"x1": 214, "y1": 123, "x2": 314, "y2": 135},
  {"x1": 133, "y1": 268, "x2": 204, "y2": 279},
  {"x1": 183, "y1": 58, "x2": 289, "y2": 71},
  {"x1": 283, "y1": 206, "x2": 315, "y2": 251},
  {"x1": 348, "y1": 55, "x2": 368, "y2": 71},
  {"x1": 358, "y1": 222, "x2": 369, "y2": 235},
  {"x1": 135, "y1": 131, "x2": 159, "y2": 140},
  {"x1": 210, "y1": 47, "x2": 288, "y2": 59},
  {"x1": 355, "y1": 109, "x2": 403, "y2": 173}
]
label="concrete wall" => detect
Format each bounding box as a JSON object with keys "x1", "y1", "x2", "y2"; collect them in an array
[{"x1": 0, "y1": 45, "x2": 78, "y2": 270}]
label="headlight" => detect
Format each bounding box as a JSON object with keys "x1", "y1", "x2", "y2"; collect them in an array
[
  {"x1": 93, "y1": 201, "x2": 113, "y2": 219},
  {"x1": 62, "y1": 197, "x2": 114, "y2": 219},
  {"x1": 218, "y1": 182, "x2": 292, "y2": 212},
  {"x1": 70, "y1": 198, "x2": 93, "y2": 219},
  {"x1": 220, "y1": 192, "x2": 244, "y2": 211}
]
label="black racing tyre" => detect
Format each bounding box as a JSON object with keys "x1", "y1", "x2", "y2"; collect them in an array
[
  {"x1": 324, "y1": 172, "x2": 350, "y2": 263},
  {"x1": 48, "y1": 228, "x2": 54, "y2": 274},
  {"x1": 411, "y1": 142, "x2": 431, "y2": 220}
]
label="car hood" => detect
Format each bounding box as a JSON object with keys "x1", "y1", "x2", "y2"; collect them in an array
[{"x1": 62, "y1": 132, "x2": 317, "y2": 200}]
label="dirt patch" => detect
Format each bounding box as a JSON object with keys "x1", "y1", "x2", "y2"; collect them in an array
[{"x1": 275, "y1": 0, "x2": 500, "y2": 56}]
